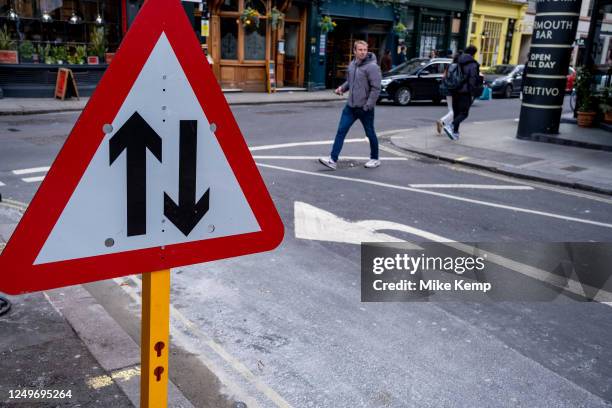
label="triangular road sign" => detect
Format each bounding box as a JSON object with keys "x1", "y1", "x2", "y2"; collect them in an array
[{"x1": 0, "y1": 0, "x2": 284, "y2": 294}]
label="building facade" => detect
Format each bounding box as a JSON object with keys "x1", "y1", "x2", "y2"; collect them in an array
[
  {"x1": 467, "y1": 0, "x2": 527, "y2": 67},
  {"x1": 0, "y1": 0, "x2": 126, "y2": 96},
  {"x1": 306, "y1": 0, "x2": 471, "y2": 91}
]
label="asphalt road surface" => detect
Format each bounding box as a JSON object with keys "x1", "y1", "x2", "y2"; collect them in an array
[{"x1": 1, "y1": 96, "x2": 611, "y2": 407}]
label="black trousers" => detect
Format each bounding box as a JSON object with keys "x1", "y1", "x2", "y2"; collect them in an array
[{"x1": 451, "y1": 92, "x2": 473, "y2": 133}]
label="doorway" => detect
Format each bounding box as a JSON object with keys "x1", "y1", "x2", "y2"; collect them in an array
[{"x1": 283, "y1": 22, "x2": 301, "y2": 86}]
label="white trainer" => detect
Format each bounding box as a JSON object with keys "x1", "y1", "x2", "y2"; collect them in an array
[
  {"x1": 318, "y1": 156, "x2": 337, "y2": 170},
  {"x1": 364, "y1": 159, "x2": 381, "y2": 168}
]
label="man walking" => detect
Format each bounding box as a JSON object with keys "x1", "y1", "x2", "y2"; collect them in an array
[
  {"x1": 319, "y1": 40, "x2": 382, "y2": 170},
  {"x1": 443, "y1": 45, "x2": 481, "y2": 141}
]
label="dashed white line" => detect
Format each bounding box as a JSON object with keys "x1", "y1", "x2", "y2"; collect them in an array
[
  {"x1": 249, "y1": 138, "x2": 365, "y2": 151},
  {"x1": 12, "y1": 166, "x2": 50, "y2": 175},
  {"x1": 22, "y1": 175, "x2": 45, "y2": 183},
  {"x1": 0, "y1": 181, "x2": 5, "y2": 187},
  {"x1": 408, "y1": 184, "x2": 533, "y2": 190},
  {"x1": 252, "y1": 155, "x2": 406, "y2": 161}
]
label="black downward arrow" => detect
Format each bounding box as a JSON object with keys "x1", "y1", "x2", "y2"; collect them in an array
[
  {"x1": 164, "y1": 120, "x2": 210, "y2": 236},
  {"x1": 109, "y1": 111, "x2": 162, "y2": 237}
]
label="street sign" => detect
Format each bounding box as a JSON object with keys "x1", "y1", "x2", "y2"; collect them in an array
[{"x1": 0, "y1": 0, "x2": 284, "y2": 295}]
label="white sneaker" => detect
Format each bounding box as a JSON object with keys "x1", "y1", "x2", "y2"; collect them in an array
[
  {"x1": 318, "y1": 156, "x2": 337, "y2": 170},
  {"x1": 364, "y1": 159, "x2": 381, "y2": 168}
]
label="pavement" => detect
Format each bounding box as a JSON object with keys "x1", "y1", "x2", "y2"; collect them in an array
[{"x1": 1, "y1": 93, "x2": 612, "y2": 406}]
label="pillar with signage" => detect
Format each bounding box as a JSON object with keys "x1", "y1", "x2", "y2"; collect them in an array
[{"x1": 516, "y1": 0, "x2": 581, "y2": 139}]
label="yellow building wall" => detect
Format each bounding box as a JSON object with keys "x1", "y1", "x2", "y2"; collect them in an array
[{"x1": 467, "y1": 0, "x2": 527, "y2": 67}]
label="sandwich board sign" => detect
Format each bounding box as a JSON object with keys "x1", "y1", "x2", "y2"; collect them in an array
[{"x1": 0, "y1": 0, "x2": 284, "y2": 295}]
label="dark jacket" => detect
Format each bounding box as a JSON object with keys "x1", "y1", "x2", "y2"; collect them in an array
[
  {"x1": 340, "y1": 52, "x2": 382, "y2": 111},
  {"x1": 456, "y1": 53, "x2": 480, "y2": 95}
]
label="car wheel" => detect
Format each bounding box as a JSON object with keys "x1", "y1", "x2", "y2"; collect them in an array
[
  {"x1": 504, "y1": 84, "x2": 513, "y2": 98},
  {"x1": 394, "y1": 87, "x2": 411, "y2": 106}
]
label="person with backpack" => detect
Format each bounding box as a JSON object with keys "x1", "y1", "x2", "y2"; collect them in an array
[
  {"x1": 442, "y1": 45, "x2": 482, "y2": 140},
  {"x1": 436, "y1": 52, "x2": 461, "y2": 135}
]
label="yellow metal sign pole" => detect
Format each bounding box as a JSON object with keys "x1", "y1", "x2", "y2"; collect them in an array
[{"x1": 141, "y1": 269, "x2": 171, "y2": 408}]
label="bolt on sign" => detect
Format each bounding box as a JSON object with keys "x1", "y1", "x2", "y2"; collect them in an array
[{"x1": 0, "y1": 0, "x2": 284, "y2": 295}]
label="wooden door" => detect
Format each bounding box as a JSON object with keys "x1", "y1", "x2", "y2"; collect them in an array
[{"x1": 283, "y1": 21, "x2": 300, "y2": 86}]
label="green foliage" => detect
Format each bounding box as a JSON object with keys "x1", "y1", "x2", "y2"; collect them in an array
[
  {"x1": 240, "y1": 7, "x2": 260, "y2": 31},
  {"x1": 38, "y1": 43, "x2": 53, "y2": 64},
  {"x1": 319, "y1": 16, "x2": 336, "y2": 34},
  {"x1": 576, "y1": 67, "x2": 596, "y2": 112},
  {"x1": 19, "y1": 40, "x2": 35, "y2": 59},
  {"x1": 75, "y1": 45, "x2": 87, "y2": 63},
  {"x1": 51, "y1": 45, "x2": 68, "y2": 63},
  {"x1": 269, "y1": 7, "x2": 284, "y2": 30},
  {"x1": 599, "y1": 86, "x2": 612, "y2": 113},
  {"x1": 0, "y1": 25, "x2": 16, "y2": 50},
  {"x1": 393, "y1": 23, "x2": 407, "y2": 39},
  {"x1": 89, "y1": 27, "x2": 106, "y2": 58}
]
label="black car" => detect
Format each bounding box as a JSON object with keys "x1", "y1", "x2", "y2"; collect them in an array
[
  {"x1": 379, "y1": 58, "x2": 452, "y2": 106},
  {"x1": 483, "y1": 64, "x2": 524, "y2": 98}
]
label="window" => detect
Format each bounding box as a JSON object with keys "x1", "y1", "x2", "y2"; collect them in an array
[
  {"x1": 221, "y1": 18, "x2": 238, "y2": 59},
  {"x1": 244, "y1": 20, "x2": 265, "y2": 60},
  {"x1": 218, "y1": 0, "x2": 269, "y2": 62}
]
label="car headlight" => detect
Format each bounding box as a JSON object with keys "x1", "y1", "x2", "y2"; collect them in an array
[{"x1": 381, "y1": 79, "x2": 392, "y2": 86}]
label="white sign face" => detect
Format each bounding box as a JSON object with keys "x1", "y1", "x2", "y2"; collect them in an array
[{"x1": 35, "y1": 33, "x2": 260, "y2": 265}]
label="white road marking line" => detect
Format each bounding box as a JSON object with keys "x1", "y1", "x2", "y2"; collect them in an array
[
  {"x1": 252, "y1": 155, "x2": 406, "y2": 161},
  {"x1": 22, "y1": 175, "x2": 45, "y2": 183},
  {"x1": 380, "y1": 144, "x2": 612, "y2": 204},
  {"x1": 114, "y1": 277, "x2": 292, "y2": 408},
  {"x1": 0, "y1": 181, "x2": 4, "y2": 186},
  {"x1": 249, "y1": 138, "x2": 365, "y2": 151},
  {"x1": 12, "y1": 166, "x2": 50, "y2": 175},
  {"x1": 257, "y1": 163, "x2": 612, "y2": 229},
  {"x1": 408, "y1": 184, "x2": 532, "y2": 190},
  {"x1": 514, "y1": 118, "x2": 520, "y2": 122}
]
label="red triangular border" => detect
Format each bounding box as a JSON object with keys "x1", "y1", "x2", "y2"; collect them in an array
[{"x1": 0, "y1": 0, "x2": 284, "y2": 294}]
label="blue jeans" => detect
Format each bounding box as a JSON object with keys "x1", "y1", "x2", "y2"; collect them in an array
[{"x1": 330, "y1": 105, "x2": 379, "y2": 162}]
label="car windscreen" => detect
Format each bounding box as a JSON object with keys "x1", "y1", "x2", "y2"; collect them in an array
[
  {"x1": 482, "y1": 65, "x2": 515, "y2": 75},
  {"x1": 387, "y1": 59, "x2": 429, "y2": 75}
]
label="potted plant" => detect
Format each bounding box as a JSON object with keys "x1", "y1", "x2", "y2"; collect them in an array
[
  {"x1": 37, "y1": 43, "x2": 54, "y2": 64},
  {"x1": 269, "y1": 7, "x2": 284, "y2": 30},
  {"x1": 52, "y1": 45, "x2": 67, "y2": 65},
  {"x1": 240, "y1": 7, "x2": 260, "y2": 32},
  {"x1": 393, "y1": 22, "x2": 407, "y2": 40},
  {"x1": 575, "y1": 67, "x2": 597, "y2": 127},
  {"x1": 18, "y1": 40, "x2": 35, "y2": 63},
  {"x1": 0, "y1": 25, "x2": 18, "y2": 64},
  {"x1": 319, "y1": 15, "x2": 336, "y2": 34},
  {"x1": 88, "y1": 26, "x2": 105, "y2": 64},
  {"x1": 599, "y1": 86, "x2": 612, "y2": 124}
]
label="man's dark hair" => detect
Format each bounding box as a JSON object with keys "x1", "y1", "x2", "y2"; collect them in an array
[{"x1": 464, "y1": 45, "x2": 477, "y2": 56}]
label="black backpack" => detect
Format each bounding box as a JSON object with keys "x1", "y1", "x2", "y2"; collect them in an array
[{"x1": 444, "y1": 63, "x2": 466, "y2": 91}]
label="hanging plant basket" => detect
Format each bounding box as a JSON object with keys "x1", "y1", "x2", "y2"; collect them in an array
[
  {"x1": 319, "y1": 16, "x2": 336, "y2": 34},
  {"x1": 269, "y1": 7, "x2": 284, "y2": 30},
  {"x1": 393, "y1": 22, "x2": 407, "y2": 39},
  {"x1": 240, "y1": 7, "x2": 260, "y2": 32}
]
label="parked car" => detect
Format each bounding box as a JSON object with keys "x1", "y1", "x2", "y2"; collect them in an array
[
  {"x1": 482, "y1": 64, "x2": 524, "y2": 98},
  {"x1": 566, "y1": 66, "x2": 576, "y2": 93},
  {"x1": 379, "y1": 58, "x2": 452, "y2": 105}
]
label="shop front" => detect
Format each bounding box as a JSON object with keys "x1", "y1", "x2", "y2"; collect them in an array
[
  {"x1": 468, "y1": 0, "x2": 527, "y2": 68},
  {"x1": 0, "y1": 0, "x2": 123, "y2": 97},
  {"x1": 206, "y1": 0, "x2": 307, "y2": 91},
  {"x1": 306, "y1": 0, "x2": 470, "y2": 91}
]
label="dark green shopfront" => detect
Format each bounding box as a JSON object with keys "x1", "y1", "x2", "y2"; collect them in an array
[{"x1": 304, "y1": 0, "x2": 472, "y2": 90}]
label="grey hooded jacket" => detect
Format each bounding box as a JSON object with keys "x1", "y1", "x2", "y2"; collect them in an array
[{"x1": 339, "y1": 52, "x2": 382, "y2": 111}]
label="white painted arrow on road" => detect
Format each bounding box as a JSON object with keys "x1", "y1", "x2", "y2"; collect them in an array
[{"x1": 294, "y1": 201, "x2": 423, "y2": 248}]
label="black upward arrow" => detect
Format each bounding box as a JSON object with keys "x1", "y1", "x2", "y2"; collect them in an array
[
  {"x1": 164, "y1": 120, "x2": 210, "y2": 236},
  {"x1": 109, "y1": 111, "x2": 162, "y2": 237}
]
